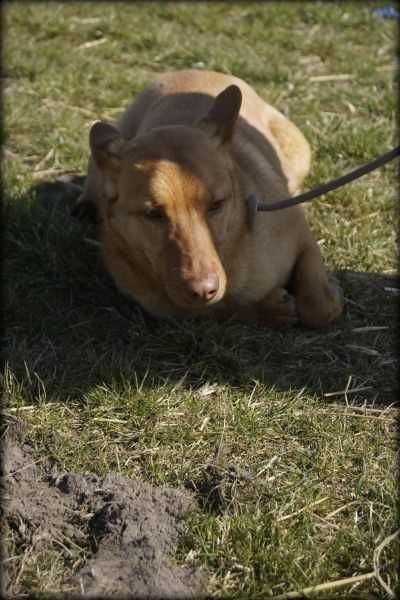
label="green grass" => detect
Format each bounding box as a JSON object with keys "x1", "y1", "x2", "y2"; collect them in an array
[{"x1": 3, "y1": 2, "x2": 399, "y2": 598}]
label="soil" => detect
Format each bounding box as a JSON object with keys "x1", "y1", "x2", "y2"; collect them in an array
[{"x1": 2, "y1": 418, "x2": 207, "y2": 598}]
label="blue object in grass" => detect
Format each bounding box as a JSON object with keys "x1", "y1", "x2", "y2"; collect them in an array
[{"x1": 372, "y1": 5, "x2": 400, "y2": 18}]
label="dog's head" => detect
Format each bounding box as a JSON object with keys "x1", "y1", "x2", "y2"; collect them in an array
[{"x1": 90, "y1": 85, "x2": 244, "y2": 311}]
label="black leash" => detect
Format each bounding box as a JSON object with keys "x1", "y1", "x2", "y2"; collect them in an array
[
  {"x1": 247, "y1": 145, "x2": 399, "y2": 218},
  {"x1": 73, "y1": 144, "x2": 399, "y2": 225}
]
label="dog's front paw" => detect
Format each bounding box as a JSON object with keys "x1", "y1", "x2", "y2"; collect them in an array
[
  {"x1": 298, "y1": 273, "x2": 344, "y2": 328},
  {"x1": 260, "y1": 287, "x2": 299, "y2": 328}
]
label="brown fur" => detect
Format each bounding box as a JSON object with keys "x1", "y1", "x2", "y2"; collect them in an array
[{"x1": 76, "y1": 70, "x2": 343, "y2": 327}]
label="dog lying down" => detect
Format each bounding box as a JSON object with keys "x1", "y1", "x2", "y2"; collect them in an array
[{"x1": 73, "y1": 69, "x2": 343, "y2": 327}]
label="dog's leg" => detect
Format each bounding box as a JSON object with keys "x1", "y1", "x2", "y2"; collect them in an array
[{"x1": 291, "y1": 242, "x2": 343, "y2": 328}]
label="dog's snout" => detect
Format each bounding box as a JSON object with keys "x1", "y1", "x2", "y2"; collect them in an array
[{"x1": 187, "y1": 273, "x2": 219, "y2": 302}]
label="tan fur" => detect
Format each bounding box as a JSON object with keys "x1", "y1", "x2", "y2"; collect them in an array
[{"x1": 76, "y1": 70, "x2": 343, "y2": 327}]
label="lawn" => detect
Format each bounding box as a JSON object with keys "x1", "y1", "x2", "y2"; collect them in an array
[{"x1": 3, "y1": 2, "x2": 399, "y2": 598}]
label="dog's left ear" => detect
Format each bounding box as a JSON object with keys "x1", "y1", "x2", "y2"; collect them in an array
[{"x1": 198, "y1": 85, "x2": 242, "y2": 144}]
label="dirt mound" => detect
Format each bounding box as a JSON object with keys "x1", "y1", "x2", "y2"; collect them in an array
[{"x1": 2, "y1": 419, "x2": 206, "y2": 598}]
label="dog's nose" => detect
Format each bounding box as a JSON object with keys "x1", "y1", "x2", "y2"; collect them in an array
[{"x1": 188, "y1": 273, "x2": 219, "y2": 302}]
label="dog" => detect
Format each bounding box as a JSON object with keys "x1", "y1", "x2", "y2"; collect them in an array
[{"x1": 73, "y1": 69, "x2": 343, "y2": 327}]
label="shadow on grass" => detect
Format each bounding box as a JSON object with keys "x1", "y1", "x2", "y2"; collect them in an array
[{"x1": 4, "y1": 179, "x2": 399, "y2": 408}]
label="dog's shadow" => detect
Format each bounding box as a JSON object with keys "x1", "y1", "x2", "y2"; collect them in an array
[{"x1": 4, "y1": 178, "x2": 398, "y2": 409}]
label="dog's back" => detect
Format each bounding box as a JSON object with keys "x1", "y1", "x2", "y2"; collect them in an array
[
  {"x1": 117, "y1": 70, "x2": 310, "y2": 195},
  {"x1": 79, "y1": 70, "x2": 310, "y2": 223}
]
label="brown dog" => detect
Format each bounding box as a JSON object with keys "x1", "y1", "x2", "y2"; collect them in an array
[{"x1": 75, "y1": 70, "x2": 343, "y2": 327}]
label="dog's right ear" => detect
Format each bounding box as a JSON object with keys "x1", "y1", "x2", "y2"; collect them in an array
[{"x1": 89, "y1": 121, "x2": 124, "y2": 174}]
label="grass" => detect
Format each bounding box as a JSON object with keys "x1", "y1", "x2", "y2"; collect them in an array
[{"x1": 3, "y1": 2, "x2": 399, "y2": 598}]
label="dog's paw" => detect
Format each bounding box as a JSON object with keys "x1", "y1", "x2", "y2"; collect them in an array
[
  {"x1": 298, "y1": 274, "x2": 344, "y2": 328},
  {"x1": 260, "y1": 287, "x2": 299, "y2": 327}
]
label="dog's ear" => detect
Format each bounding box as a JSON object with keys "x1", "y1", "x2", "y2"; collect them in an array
[
  {"x1": 89, "y1": 121, "x2": 124, "y2": 173},
  {"x1": 198, "y1": 85, "x2": 242, "y2": 144}
]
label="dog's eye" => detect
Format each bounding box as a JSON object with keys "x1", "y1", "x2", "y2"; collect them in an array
[
  {"x1": 208, "y1": 198, "x2": 225, "y2": 213},
  {"x1": 143, "y1": 207, "x2": 165, "y2": 221}
]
